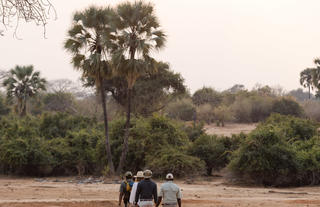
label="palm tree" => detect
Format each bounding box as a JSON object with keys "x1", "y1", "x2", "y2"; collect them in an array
[
  {"x1": 64, "y1": 6, "x2": 116, "y2": 175},
  {"x1": 3, "y1": 65, "x2": 46, "y2": 116},
  {"x1": 113, "y1": 1, "x2": 166, "y2": 174},
  {"x1": 300, "y1": 68, "x2": 314, "y2": 99}
]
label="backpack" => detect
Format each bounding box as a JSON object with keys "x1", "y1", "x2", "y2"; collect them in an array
[{"x1": 123, "y1": 180, "x2": 134, "y2": 200}]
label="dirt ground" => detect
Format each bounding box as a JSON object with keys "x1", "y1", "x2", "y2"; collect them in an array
[
  {"x1": 0, "y1": 176, "x2": 320, "y2": 207},
  {"x1": 205, "y1": 123, "x2": 257, "y2": 136}
]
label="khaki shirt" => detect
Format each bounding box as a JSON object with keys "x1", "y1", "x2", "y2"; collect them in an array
[{"x1": 159, "y1": 181, "x2": 182, "y2": 204}]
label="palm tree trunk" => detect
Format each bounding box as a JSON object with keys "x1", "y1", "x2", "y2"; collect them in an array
[
  {"x1": 116, "y1": 88, "x2": 132, "y2": 174},
  {"x1": 309, "y1": 85, "x2": 311, "y2": 99},
  {"x1": 100, "y1": 80, "x2": 115, "y2": 175}
]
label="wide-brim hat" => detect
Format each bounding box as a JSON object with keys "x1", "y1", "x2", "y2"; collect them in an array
[
  {"x1": 135, "y1": 171, "x2": 144, "y2": 178},
  {"x1": 143, "y1": 170, "x2": 152, "y2": 178}
]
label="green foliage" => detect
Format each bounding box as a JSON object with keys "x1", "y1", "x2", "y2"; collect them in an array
[
  {"x1": 229, "y1": 114, "x2": 320, "y2": 186},
  {"x1": 261, "y1": 113, "x2": 318, "y2": 141},
  {"x1": 165, "y1": 98, "x2": 195, "y2": 121},
  {"x1": 271, "y1": 98, "x2": 304, "y2": 117},
  {"x1": 189, "y1": 135, "x2": 229, "y2": 175},
  {"x1": 146, "y1": 147, "x2": 205, "y2": 178},
  {"x1": 2, "y1": 65, "x2": 46, "y2": 116},
  {"x1": 192, "y1": 87, "x2": 222, "y2": 107},
  {"x1": 183, "y1": 122, "x2": 205, "y2": 142}
]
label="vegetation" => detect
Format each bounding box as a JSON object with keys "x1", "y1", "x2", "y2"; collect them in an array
[
  {"x1": 64, "y1": 6, "x2": 117, "y2": 174},
  {"x1": 229, "y1": 114, "x2": 320, "y2": 186},
  {"x1": 3, "y1": 65, "x2": 46, "y2": 116}
]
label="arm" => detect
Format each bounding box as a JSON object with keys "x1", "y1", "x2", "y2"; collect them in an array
[
  {"x1": 177, "y1": 198, "x2": 181, "y2": 207},
  {"x1": 153, "y1": 183, "x2": 158, "y2": 204},
  {"x1": 135, "y1": 183, "x2": 141, "y2": 205},
  {"x1": 156, "y1": 196, "x2": 162, "y2": 207}
]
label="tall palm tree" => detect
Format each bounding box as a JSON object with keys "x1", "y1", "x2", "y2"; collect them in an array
[
  {"x1": 3, "y1": 65, "x2": 46, "y2": 116},
  {"x1": 113, "y1": 1, "x2": 166, "y2": 174},
  {"x1": 300, "y1": 68, "x2": 314, "y2": 99},
  {"x1": 64, "y1": 6, "x2": 116, "y2": 175}
]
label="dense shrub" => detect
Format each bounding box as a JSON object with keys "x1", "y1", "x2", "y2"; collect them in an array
[
  {"x1": 229, "y1": 114, "x2": 320, "y2": 186},
  {"x1": 146, "y1": 147, "x2": 205, "y2": 177},
  {"x1": 165, "y1": 98, "x2": 195, "y2": 121},
  {"x1": 109, "y1": 115, "x2": 192, "y2": 175},
  {"x1": 302, "y1": 100, "x2": 320, "y2": 122},
  {"x1": 192, "y1": 87, "x2": 222, "y2": 107},
  {"x1": 271, "y1": 98, "x2": 304, "y2": 117},
  {"x1": 189, "y1": 134, "x2": 244, "y2": 175},
  {"x1": 196, "y1": 104, "x2": 214, "y2": 124},
  {"x1": 183, "y1": 122, "x2": 205, "y2": 142}
]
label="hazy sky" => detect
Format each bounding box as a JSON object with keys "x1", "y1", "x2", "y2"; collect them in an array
[{"x1": 1, "y1": 0, "x2": 320, "y2": 93}]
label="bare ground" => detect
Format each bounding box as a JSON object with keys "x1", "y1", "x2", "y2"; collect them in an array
[
  {"x1": 1, "y1": 177, "x2": 320, "y2": 207},
  {"x1": 205, "y1": 123, "x2": 257, "y2": 136}
]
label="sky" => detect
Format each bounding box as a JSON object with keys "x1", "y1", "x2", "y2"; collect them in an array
[{"x1": 1, "y1": 0, "x2": 320, "y2": 93}]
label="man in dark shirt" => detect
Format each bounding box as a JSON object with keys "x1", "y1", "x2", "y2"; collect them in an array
[{"x1": 135, "y1": 170, "x2": 157, "y2": 207}]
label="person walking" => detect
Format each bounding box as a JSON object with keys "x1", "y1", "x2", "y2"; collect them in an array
[
  {"x1": 156, "y1": 173, "x2": 182, "y2": 207},
  {"x1": 129, "y1": 171, "x2": 144, "y2": 206},
  {"x1": 119, "y1": 171, "x2": 134, "y2": 207},
  {"x1": 135, "y1": 170, "x2": 157, "y2": 207}
]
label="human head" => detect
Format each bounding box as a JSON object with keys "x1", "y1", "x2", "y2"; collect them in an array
[
  {"x1": 125, "y1": 171, "x2": 133, "y2": 180},
  {"x1": 143, "y1": 169, "x2": 152, "y2": 179},
  {"x1": 166, "y1": 173, "x2": 174, "y2": 181}
]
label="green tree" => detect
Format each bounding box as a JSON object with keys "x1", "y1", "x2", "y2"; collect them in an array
[
  {"x1": 300, "y1": 68, "x2": 314, "y2": 99},
  {"x1": 192, "y1": 87, "x2": 222, "y2": 107},
  {"x1": 3, "y1": 65, "x2": 46, "y2": 116},
  {"x1": 113, "y1": 1, "x2": 166, "y2": 174},
  {"x1": 64, "y1": 6, "x2": 116, "y2": 174}
]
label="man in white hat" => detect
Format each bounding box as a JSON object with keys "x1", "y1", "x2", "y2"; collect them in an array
[
  {"x1": 156, "y1": 173, "x2": 182, "y2": 207},
  {"x1": 135, "y1": 170, "x2": 158, "y2": 207},
  {"x1": 129, "y1": 171, "x2": 144, "y2": 206}
]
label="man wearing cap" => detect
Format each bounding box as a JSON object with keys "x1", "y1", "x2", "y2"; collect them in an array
[
  {"x1": 119, "y1": 171, "x2": 134, "y2": 207},
  {"x1": 135, "y1": 170, "x2": 158, "y2": 207},
  {"x1": 129, "y1": 171, "x2": 144, "y2": 206},
  {"x1": 156, "y1": 173, "x2": 182, "y2": 207}
]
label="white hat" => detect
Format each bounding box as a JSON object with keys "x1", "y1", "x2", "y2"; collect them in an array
[
  {"x1": 166, "y1": 173, "x2": 174, "y2": 180},
  {"x1": 135, "y1": 171, "x2": 144, "y2": 178}
]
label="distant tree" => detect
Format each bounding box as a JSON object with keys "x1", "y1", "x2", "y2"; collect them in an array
[
  {"x1": 64, "y1": 6, "x2": 116, "y2": 175},
  {"x1": 0, "y1": 0, "x2": 56, "y2": 36},
  {"x1": 192, "y1": 87, "x2": 222, "y2": 107},
  {"x1": 227, "y1": 84, "x2": 246, "y2": 93},
  {"x1": 272, "y1": 98, "x2": 304, "y2": 117},
  {"x1": 300, "y1": 68, "x2": 314, "y2": 99},
  {"x1": 0, "y1": 94, "x2": 10, "y2": 116},
  {"x1": 288, "y1": 88, "x2": 313, "y2": 102},
  {"x1": 43, "y1": 92, "x2": 76, "y2": 113},
  {"x1": 2, "y1": 65, "x2": 46, "y2": 116},
  {"x1": 113, "y1": 1, "x2": 166, "y2": 174}
]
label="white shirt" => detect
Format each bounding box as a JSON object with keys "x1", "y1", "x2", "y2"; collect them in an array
[
  {"x1": 159, "y1": 181, "x2": 182, "y2": 204},
  {"x1": 129, "y1": 182, "x2": 139, "y2": 204}
]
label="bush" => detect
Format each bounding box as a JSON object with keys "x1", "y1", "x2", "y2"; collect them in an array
[
  {"x1": 165, "y1": 98, "x2": 195, "y2": 121},
  {"x1": 229, "y1": 114, "x2": 320, "y2": 186},
  {"x1": 189, "y1": 135, "x2": 229, "y2": 175},
  {"x1": 229, "y1": 125, "x2": 300, "y2": 186},
  {"x1": 261, "y1": 113, "x2": 318, "y2": 141},
  {"x1": 146, "y1": 147, "x2": 205, "y2": 178},
  {"x1": 302, "y1": 100, "x2": 320, "y2": 122},
  {"x1": 272, "y1": 97, "x2": 304, "y2": 117},
  {"x1": 192, "y1": 87, "x2": 222, "y2": 107},
  {"x1": 196, "y1": 104, "x2": 214, "y2": 124}
]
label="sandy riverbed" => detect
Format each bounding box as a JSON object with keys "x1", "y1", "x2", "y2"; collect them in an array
[{"x1": 0, "y1": 177, "x2": 319, "y2": 207}]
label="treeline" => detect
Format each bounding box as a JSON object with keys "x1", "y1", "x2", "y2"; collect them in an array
[
  {"x1": 166, "y1": 85, "x2": 320, "y2": 124},
  {"x1": 0, "y1": 113, "x2": 237, "y2": 177}
]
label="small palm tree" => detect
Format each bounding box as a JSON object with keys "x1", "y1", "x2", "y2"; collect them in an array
[
  {"x1": 300, "y1": 68, "x2": 314, "y2": 99},
  {"x1": 64, "y1": 6, "x2": 116, "y2": 175},
  {"x1": 3, "y1": 65, "x2": 46, "y2": 116},
  {"x1": 113, "y1": 1, "x2": 166, "y2": 174}
]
